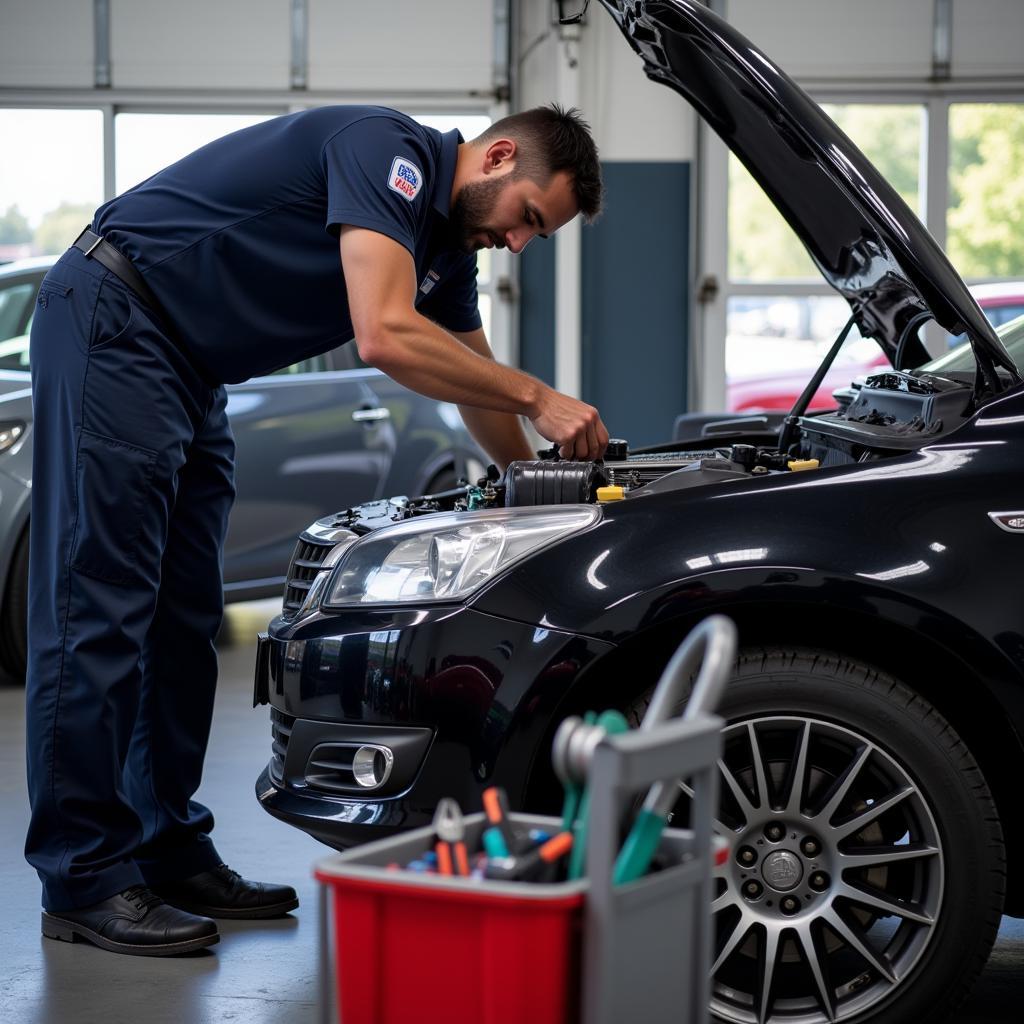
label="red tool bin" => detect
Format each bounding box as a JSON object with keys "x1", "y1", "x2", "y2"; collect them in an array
[{"x1": 314, "y1": 813, "x2": 587, "y2": 1024}]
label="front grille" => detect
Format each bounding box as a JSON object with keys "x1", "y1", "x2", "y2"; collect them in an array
[
  {"x1": 282, "y1": 536, "x2": 335, "y2": 616},
  {"x1": 269, "y1": 707, "x2": 295, "y2": 781}
]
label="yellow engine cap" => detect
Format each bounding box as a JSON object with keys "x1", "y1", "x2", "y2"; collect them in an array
[
  {"x1": 787, "y1": 459, "x2": 820, "y2": 472},
  {"x1": 596, "y1": 485, "x2": 626, "y2": 502}
]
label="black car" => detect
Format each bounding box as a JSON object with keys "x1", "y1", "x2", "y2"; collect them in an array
[{"x1": 254, "y1": 2, "x2": 1024, "y2": 1021}]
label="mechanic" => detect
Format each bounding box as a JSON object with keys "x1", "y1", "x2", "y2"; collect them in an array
[{"x1": 26, "y1": 103, "x2": 606, "y2": 956}]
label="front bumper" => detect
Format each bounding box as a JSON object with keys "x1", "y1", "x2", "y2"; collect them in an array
[{"x1": 254, "y1": 604, "x2": 614, "y2": 849}]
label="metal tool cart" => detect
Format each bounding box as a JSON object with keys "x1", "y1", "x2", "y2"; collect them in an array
[{"x1": 314, "y1": 616, "x2": 736, "y2": 1024}]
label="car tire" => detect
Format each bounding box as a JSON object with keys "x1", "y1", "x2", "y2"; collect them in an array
[
  {"x1": 0, "y1": 527, "x2": 28, "y2": 685},
  {"x1": 626, "y1": 647, "x2": 1005, "y2": 1024}
]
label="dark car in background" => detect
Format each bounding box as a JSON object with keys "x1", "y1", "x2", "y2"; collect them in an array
[
  {"x1": 254, "y1": 3, "x2": 1024, "y2": 1022},
  {"x1": 0, "y1": 256, "x2": 483, "y2": 682}
]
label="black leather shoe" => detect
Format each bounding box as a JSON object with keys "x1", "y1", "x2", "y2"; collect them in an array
[
  {"x1": 153, "y1": 864, "x2": 299, "y2": 919},
  {"x1": 41, "y1": 886, "x2": 219, "y2": 956}
]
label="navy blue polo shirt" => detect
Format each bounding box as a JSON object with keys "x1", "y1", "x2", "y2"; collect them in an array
[{"x1": 93, "y1": 106, "x2": 482, "y2": 384}]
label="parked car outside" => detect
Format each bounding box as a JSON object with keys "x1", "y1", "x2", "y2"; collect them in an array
[
  {"x1": 726, "y1": 281, "x2": 1024, "y2": 413},
  {"x1": 0, "y1": 256, "x2": 484, "y2": 682},
  {"x1": 254, "y1": 3, "x2": 1024, "y2": 1022}
]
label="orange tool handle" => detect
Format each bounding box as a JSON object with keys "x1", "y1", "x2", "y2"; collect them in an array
[{"x1": 435, "y1": 841, "x2": 454, "y2": 876}]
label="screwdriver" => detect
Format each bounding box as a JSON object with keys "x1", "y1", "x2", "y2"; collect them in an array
[{"x1": 483, "y1": 832, "x2": 574, "y2": 882}]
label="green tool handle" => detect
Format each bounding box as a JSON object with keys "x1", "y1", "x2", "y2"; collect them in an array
[
  {"x1": 612, "y1": 807, "x2": 667, "y2": 885},
  {"x1": 567, "y1": 709, "x2": 629, "y2": 880},
  {"x1": 560, "y1": 786, "x2": 581, "y2": 833}
]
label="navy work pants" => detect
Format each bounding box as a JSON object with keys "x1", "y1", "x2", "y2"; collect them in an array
[{"x1": 25, "y1": 247, "x2": 235, "y2": 912}]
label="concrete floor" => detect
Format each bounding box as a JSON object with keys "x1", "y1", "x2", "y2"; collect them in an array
[{"x1": 1, "y1": 599, "x2": 1022, "y2": 1023}]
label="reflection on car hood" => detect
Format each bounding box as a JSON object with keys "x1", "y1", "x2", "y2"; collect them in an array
[{"x1": 596, "y1": 0, "x2": 1018, "y2": 381}]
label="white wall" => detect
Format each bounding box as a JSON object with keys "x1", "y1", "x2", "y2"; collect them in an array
[
  {"x1": 952, "y1": 0, "x2": 1024, "y2": 78},
  {"x1": 517, "y1": 3, "x2": 695, "y2": 163},
  {"x1": 0, "y1": 0, "x2": 93, "y2": 89},
  {"x1": 0, "y1": 0, "x2": 495, "y2": 95},
  {"x1": 111, "y1": 0, "x2": 290, "y2": 90},
  {"x1": 3, "y1": 2, "x2": 1023, "y2": 98},
  {"x1": 729, "y1": 0, "x2": 1024, "y2": 81},
  {"x1": 728, "y1": 0, "x2": 935, "y2": 80},
  {"x1": 580, "y1": 8, "x2": 695, "y2": 162},
  {"x1": 309, "y1": 0, "x2": 492, "y2": 94}
]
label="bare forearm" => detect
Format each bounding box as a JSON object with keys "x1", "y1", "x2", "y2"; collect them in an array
[
  {"x1": 458, "y1": 405, "x2": 535, "y2": 471},
  {"x1": 359, "y1": 314, "x2": 544, "y2": 416},
  {"x1": 340, "y1": 227, "x2": 607, "y2": 459}
]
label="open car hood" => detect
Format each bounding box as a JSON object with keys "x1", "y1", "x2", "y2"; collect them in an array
[{"x1": 595, "y1": 0, "x2": 1019, "y2": 385}]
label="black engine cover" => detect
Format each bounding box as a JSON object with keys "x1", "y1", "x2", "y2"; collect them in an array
[{"x1": 504, "y1": 460, "x2": 607, "y2": 506}]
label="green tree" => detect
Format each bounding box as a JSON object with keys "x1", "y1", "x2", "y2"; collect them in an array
[
  {"x1": 0, "y1": 204, "x2": 32, "y2": 244},
  {"x1": 33, "y1": 202, "x2": 96, "y2": 255},
  {"x1": 729, "y1": 105, "x2": 922, "y2": 282},
  {"x1": 948, "y1": 104, "x2": 1024, "y2": 279}
]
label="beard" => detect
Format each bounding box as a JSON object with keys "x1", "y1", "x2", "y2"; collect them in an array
[{"x1": 447, "y1": 175, "x2": 509, "y2": 253}]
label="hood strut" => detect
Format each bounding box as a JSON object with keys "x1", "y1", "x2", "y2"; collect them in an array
[{"x1": 779, "y1": 317, "x2": 856, "y2": 453}]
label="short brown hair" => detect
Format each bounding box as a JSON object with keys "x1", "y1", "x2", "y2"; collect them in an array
[{"x1": 476, "y1": 104, "x2": 603, "y2": 222}]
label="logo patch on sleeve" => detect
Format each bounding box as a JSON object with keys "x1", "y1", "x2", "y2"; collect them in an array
[{"x1": 388, "y1": 157, "x2": 423, "y2": 201}]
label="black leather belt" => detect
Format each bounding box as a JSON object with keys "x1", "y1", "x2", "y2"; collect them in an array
[
  {"x1": 73, "y1": 227, "x2": 166, "y2": 315},
  {"x1": 72, "y1": 226, "x2": 216, "y2": 386}
]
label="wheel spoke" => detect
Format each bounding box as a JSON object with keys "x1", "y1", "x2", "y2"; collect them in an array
[
  {"x1": 822, "y1": 908, "x2": 897, "y2": 983},
  {"x1": 718, "y1": 757, "x2": 758, "y2": 825},
  {"x1": 711, "y1": 889, "x2": 733, "y2": 913},
  {"x1": 813, "y1": 742, "x2": 873, "y2": 824},
  {"x1": 676, "y1": 778, "x2": 733, "y2": 836},
  {"x1": 795, "y1": 923, "x2": 837, "y2": 1022},
  {"x1": 712, "y1": 914, "x2": 754, "y2": 975},
  {"x1": 757, "y1": 926, "x2": 781, "y2": 1024},
  {"x1": 836, "y1": 881, "x2": 935, "y2": 925},
  {"x1": 747, "y1": 721, "x2": 772, "y2": 812},
  {"x1": 831, "y1": 787, "x2": 914, "y2": 841},
  {"x1": 838, "y1": 844, "x2": 940, "y2": 870},
  {"x1": 783, "y1": 719, "x2": 811, "y2": 816}
]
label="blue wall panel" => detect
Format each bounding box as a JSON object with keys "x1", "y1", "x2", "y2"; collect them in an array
[
  {"x1": 517, "y1": 161, "x2": 690, "y2": 448},
  {"x1": 518, "y1": 232, "x2": 556, "y2": 388},
  {"x1": 582, "y1": 161, "x2": 690, "y2": 447}
]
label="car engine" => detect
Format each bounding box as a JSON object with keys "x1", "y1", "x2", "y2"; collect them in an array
[
  {"x1": 280, "y1": 369, "x2": 976, "y2": 615},
  {"x1": 315, "y1": 369, "x2": 976, "y2": 529}
]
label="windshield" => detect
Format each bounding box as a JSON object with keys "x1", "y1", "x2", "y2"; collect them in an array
[{"x1": 921, "y1": 314, "x2": 1024, "y2": 377}]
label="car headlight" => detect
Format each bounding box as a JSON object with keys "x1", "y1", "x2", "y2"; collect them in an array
[
  {"x1": 323, "y1": 506, "x2": 600, "y2": 607},
  {"x1": 0, "y1": 421, "x2": 25, "y2": 453}
]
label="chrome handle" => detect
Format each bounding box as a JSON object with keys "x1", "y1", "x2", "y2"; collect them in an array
[{"x1": 351, "y1": 406, "x2": 391, "y2": 423}]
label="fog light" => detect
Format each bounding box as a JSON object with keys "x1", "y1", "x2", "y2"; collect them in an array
[{"x1": 352, "y1": 745, "x2": 395, "y2": 789}]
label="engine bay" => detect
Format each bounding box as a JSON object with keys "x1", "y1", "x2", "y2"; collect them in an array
[{"x1": 316, "y1": 369, "x2": 976, "y2": 535}]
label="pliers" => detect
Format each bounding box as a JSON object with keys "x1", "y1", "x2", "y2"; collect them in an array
[{"x1": 433, "y1": 798, "x2": 470, "y2": 877}]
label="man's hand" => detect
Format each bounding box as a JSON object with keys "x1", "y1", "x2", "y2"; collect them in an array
[
  {"x1": 340, "y1": 226, "x2": 609, "y2": 461},
  {"x1": 529, "y1": 388, "x2": 609, "y2": 461}
]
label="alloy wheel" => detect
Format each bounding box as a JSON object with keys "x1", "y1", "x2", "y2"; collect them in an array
[{"x1": 706, "y1": 716, "x2": 944, "y2": 1023}]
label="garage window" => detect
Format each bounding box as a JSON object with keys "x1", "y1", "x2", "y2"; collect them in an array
[
  {"x1": 0, "y1": 108, "x2": 104, "y2": 258},
  {"x1": 947, "y1": 103, "x2": 1024, "y2": 280},
  {"x1": 704, "y1": 94, "x2": 1024, "y2": 413},
  {"x1": 114, "y1": 112, "x2": 277, "y2": 195},
  {"x1": 723, "y1": 104, "x2": 922, "y2": 407}
]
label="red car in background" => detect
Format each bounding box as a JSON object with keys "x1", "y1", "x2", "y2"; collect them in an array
[{"x1": 726, "y1": 281, "x2": 1024, "y2": 413}]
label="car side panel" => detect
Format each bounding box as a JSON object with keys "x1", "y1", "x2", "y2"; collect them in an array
[{"x1": 224, "y1": 371, "x2": 390, "y2": 592}]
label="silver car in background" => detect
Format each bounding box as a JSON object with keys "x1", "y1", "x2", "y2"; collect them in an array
[{"x1": 0, "y1": 256, "x2": 484, "y2": 682}]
